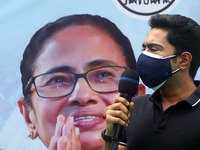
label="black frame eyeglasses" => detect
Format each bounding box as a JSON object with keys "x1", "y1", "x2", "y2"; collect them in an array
[{"x1": 25, "y1": 66, "x2": 127, "y2": 98}]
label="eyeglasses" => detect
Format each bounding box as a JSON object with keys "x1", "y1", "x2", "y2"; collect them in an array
[{"x1": 25, "y1": 66, "x2": 127, "y2": 98}]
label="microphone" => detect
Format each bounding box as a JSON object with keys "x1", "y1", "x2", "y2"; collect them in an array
[{"x1": 111, "y1": 69, "x2": 139, "y2": 150}]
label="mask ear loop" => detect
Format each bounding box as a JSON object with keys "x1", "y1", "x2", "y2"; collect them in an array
[
  {"x1": 170, "y1": 51, "x2": 183, "y2": 74},
  {"x1": 164, "y1": 54, "x2": 177, "y2": 59},
  {"x1": 172, "y1": 68, "x2": 181, "y2": 74},
  {"x1": 171, "y1": 54, "x2": 181, "y2": 74}
]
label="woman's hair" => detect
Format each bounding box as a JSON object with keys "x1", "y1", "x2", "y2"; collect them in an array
[
  {"x1": 20, "y1": 14, "x2": 136, "y2": 105},
  {"x1": 149, "y1": 14, "x2": 200, "y2": 79}
]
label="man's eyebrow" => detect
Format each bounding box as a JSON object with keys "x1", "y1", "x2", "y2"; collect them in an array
[{"x1": 142, "y1": 43, "x2": 164, "y2": 49}]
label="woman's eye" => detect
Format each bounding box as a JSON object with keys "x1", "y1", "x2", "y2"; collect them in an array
[
  {"x1": 52, "y1": 77, "x2": 65, "y2": 83},
  {"x1": 98, "y1": 71, "x2": 113, "y2": 78},
  {"x1": 47, "y1": 76, "x2": 69, "y2": 84}
]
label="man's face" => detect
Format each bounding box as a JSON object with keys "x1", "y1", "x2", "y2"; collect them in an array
[
  {"x1": 143, "y1": 28, "x2": 176, "y2": 57},
  {"x1": 29, "y1": 25, "x2": 128, "y2": 149},
  {"x1": 142, "y1": 28, "x2": 180, "y2": 87}
]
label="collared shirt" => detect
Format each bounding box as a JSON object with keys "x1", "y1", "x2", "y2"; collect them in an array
[{"x1": 120, "y1": 81, "x2": 200, "y2": 150}]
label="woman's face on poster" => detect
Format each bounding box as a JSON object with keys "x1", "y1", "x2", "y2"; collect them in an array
[{"x1": 29, "y1": 25, "x2": 128, "y2": 149}]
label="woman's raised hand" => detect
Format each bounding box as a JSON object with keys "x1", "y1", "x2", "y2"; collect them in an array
[{"x1": 48, "y1": 114, "x2": 81, "y2": 150}]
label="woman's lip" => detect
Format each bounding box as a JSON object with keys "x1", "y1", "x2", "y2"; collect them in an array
[{"x1": 70, "y1": 110, "x2": 106, "y2": 130}]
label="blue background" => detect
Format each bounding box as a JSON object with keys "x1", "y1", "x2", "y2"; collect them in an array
[{"x1": 0, "y1": 0, "x2": 199, "y2": 149}]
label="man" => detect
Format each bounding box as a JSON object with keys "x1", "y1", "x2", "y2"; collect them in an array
[{"x1": 102, "y1": 14, "x2": 200, "y2": 150}]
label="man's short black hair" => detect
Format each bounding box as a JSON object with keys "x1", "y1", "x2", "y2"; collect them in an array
[{"x1": 149, "y1": 14, "x2": 200, "y2": 79}]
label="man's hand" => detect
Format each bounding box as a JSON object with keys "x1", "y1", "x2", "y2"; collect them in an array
[{"x1": 105, "y1": 96, "x2": 134, "y2": 136}]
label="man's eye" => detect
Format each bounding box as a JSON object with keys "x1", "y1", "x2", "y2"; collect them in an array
[
  {"x1": 150, "y1": 48, "x2": 158, "y2": 52},
  {"x1": 142, "y1": 46, "x2": 146, "y2": 51}
]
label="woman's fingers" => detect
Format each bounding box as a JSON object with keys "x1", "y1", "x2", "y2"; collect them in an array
[
  {"x1": 57, "y1": 136, "x2": 68, "y2": 150},
  {"x1": 62, "y1": 117, "x2": 74, "y2": 137},
  {"x1": 48, "y1": 136, "x2": 58, "y2": 150},
  {"x1": 62, "y1": 117, "x2": 81, "y2": 150},
  {"x1": 49, "y1": 115, "x2": 81, "y2": 150},
  {"x1": 74, "y1": 128, "x2": 81, "y2": 149},
  {"x1": 55, "y1": 114, "x2": 66, "y2": 137}
]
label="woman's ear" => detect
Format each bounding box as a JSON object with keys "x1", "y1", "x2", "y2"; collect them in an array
[
  {"x1": 17, "y1": 97, "x2": 38, "y2": 139},
  {"x1": 18, "y1": 97, "x2": 31, "y2": 125}
]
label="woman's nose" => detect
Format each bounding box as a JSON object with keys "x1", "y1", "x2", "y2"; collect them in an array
[{"x1": 68, "y1": 78, "x2": 99, "y2": 106}]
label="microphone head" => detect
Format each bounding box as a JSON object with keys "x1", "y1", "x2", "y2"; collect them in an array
[{"x1": 118, "y1": 69, "x2": 139, "y2": 96}]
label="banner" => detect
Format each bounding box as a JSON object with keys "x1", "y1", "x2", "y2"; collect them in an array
[{"x1": 0, "y1": 0, "x2": 199, "y2": 149}]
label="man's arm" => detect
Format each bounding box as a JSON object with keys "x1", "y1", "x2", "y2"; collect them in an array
[
  {"x1": 102, "y1": 96, "x2": 134, "y2": 150},
  {"x1": 102, "y1": 132, "x2": 127, "y2": 150},
  {"x1": 102, "y1": 140, "x2": 112, "y2": 150}
]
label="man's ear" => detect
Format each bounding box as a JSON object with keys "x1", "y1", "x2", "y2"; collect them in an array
[
  {"x1": 17, "y1": 97, "x2": 38, "y2": 139},
  {"x1": 137, "y1": 84, "x2": 146, "y2": 96},
  {"x1": 179, "y1": 52, "x2": 192, "y2": 70}
]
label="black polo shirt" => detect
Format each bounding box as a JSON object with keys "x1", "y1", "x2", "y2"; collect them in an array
[{"x1": 120, "y1": 81, "x2": 200, "y2": 150}]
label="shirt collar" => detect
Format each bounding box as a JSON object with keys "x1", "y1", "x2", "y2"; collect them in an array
[
  {"x1": 149, "y1": 89, "x2": 162, "y2": 108},
  {"x1": 185, "y1": 81, "x2": 200, "y2": 107},
  {"x1": 149, "y1": 80, "x2": 200, "y2": 108}
]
